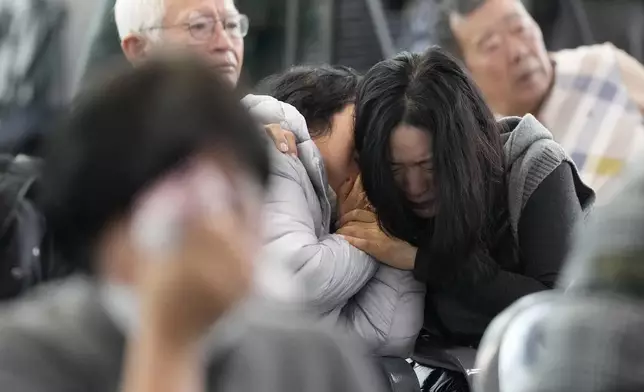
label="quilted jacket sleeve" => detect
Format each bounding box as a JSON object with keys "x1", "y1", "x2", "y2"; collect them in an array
[
  {"x1": 262, "y1": 152, "x2": 378, "y2": 314},
  {"x1": 340, "y1": 266, "x2": 425, "y2": 358}
]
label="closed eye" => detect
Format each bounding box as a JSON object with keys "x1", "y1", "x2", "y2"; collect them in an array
[{"x1": 420, "y1": 161, "x2": 434, "y2": 171}]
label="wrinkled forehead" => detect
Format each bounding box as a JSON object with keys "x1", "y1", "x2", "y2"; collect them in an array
[
  {"x1": 164, "y1": 0, "x2": 238, "y2": 23},
  {"x1": 449, "y1": 0, "x2": 529, "y2": 47}
]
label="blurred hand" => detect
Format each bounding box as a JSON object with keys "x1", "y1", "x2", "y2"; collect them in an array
[
  {"x1": 265, "y1": 124, "x2": 297, "y2": 157},
  {"x1": 140, "y1": 214, "x2": 251, "y2": 347},
  {"x1": 134, "y1": 163, "x2": 255, "y2": 348},
  {"x1": 337, "y1": 209, "x2": 417, "y2": 271}
]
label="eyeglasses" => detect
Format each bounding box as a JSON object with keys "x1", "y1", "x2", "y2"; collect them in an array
[{"x1": 146, "y1": 14, "x2": 249, "y2": 41}]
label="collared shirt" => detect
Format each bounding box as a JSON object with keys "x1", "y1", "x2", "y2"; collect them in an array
[{"x1": 537, "y1": 43, "x2": 644, "y2": 204}]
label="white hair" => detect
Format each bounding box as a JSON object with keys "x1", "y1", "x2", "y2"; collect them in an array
[{"x1": 114, "y1": 0, "x2": 166, "y2": 41}]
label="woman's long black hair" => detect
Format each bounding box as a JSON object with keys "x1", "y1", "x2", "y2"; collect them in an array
[{"x1": 354, "y1": 47, "x2": 506, "y2": 272}]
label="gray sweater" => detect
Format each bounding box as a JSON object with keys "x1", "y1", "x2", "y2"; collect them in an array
[
  {"x1": 0, "y1": 277, "x2": 387, "y2": 392},
  {"x1": 501, "y1": 114, "x2": 594, "y2": 237}
]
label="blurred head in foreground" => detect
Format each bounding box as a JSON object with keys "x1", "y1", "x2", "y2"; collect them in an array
[
  {"x1": 115, "y1": 0, "x2": 247, "y2": 86},
  {"x1": 475, "y1": 164, "x2": 644, "y2": 392},
  {"x1": 41, "y1": 55, "x2": 269, "y2": 327}
]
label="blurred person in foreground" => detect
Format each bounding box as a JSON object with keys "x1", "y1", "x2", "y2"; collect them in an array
[
  {"x1": 432, "y1": 0, "x2": 644, "y2": 203},
  {"x1": 0, "y1": 57, "x2": 385, "y2": 392},
  {"x1": 475, "y1": 159, "x2": 644, "y2": 392}
]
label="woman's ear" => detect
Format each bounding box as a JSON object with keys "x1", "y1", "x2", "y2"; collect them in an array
[{"x1": 121, "y1": 34, "x2": 149, "y2": 64}]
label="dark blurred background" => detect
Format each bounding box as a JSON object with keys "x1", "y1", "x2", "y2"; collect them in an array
[{"x1": 9, "y1": 0, "x2": 644, "y2": 101}]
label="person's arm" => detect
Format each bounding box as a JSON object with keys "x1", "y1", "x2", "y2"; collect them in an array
[
  {"x1": 243, "y1": 95, "x2": 378, "y2": 312},
  {"x1": 515, "y1": 162, "x2": 582, "y2": 287},
  {"x1": 339, "y1": 266, "x2": 425, "y2": 357},
  {"x1": 264, "y1": 153, "x2": 378, "y2": 314},
  {"x1": 121, "y1": 331, "x2": 202, "y2": 392},
  {"x1": 417, "y1": 163, "x2": 581, "y2": 317},
  {"x1": 615, "y1": 47, "x2": 644, "y2": 115}
]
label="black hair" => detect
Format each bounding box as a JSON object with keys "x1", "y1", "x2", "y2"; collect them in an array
[
  {"x1": 40, "y1": 55, "x2": 270, "y2": 272},
  {"x1": 354, "y1": 47, "x2": 505, "y2": 271},
  {"x1": 256, "y1": 65, "x2": 360, "y2": 138},
  {"x1": 432, "y1": 0, "x2": 487, "y2": 58}
]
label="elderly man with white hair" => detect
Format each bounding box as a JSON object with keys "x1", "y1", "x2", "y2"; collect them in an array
[
  {"x1": 112, "y1": 0, "x2": 300, "y2": 154},
  {"x1": 115, "y1": 0, "x2": 246, "y2": 86}
]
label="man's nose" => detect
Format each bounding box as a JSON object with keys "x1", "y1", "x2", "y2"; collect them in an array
[
  {"x1": 507, "y1": 35, "x2": 530, "y2": 64},
  {"x1": 209, "y1": 21, "x2": 235, "y2": 51}
]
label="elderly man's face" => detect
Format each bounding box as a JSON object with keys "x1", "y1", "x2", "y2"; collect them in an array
[
  {"x1": 122, "y1": 0, "x2": 245, "y2": 85},
  {"x1": 161, "y1": 0, "x2": 244, "y2": 85},
  {"x1": 450, "y1": 0, "x2": 552, "y2": 116}
]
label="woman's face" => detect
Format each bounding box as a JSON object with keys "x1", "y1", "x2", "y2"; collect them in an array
[
  {"x1": 313, "y1": 104, "x2": 359, "y2": 192},
  {"x1": 389, "y1": 124, "x2": 437, "y2": 218}
]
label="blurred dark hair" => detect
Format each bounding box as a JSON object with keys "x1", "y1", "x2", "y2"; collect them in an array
[
  {"x1": 256, "y1": 65, "x2": 360, "y2": 138},
  {"x1": 40, "y1": 55, "x2": 270, "y2": 272},
  {"x1": 354, "y1": 47, "x2": 505, "y2": 265}
]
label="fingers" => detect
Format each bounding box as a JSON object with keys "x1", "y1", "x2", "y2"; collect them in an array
[
  {"x1": 339, "y1": 208, "x2": 378, "y2": 228},
  {"x1": 339, "y1": 175, "x2": 371, "y2": 215},
  {"x1": 349, "y1": 175, "x2": 368, "y2": 205},
  {"x1": 339, "y1": 235, "x2": 372, "y2": 254},
  {"x1": 265, "y1": 124, "x2": 297, "y2": 157},
  {"x1": 336, "y1": 224, "x2": 369, "y2": 239},
  {"x1": 284, "y1": 131, "x2": 297, "y2": 157},
  {"x1": 264, "y1": 124, "x2": 284, "y2": 150}
]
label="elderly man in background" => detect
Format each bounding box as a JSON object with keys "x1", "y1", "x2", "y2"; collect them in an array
[
  {"x1": 433, "y1": 0, "x2": 644, "y2": 202},
  {"x1": 113, "y1": 0, "x2": 298, "y2": 152},
  {"x1": 115, "y1": 0, "x2": 246, "y2": 86}
]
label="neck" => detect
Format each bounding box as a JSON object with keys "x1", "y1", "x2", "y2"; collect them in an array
[
  {"x1": 324, "y1": 164, "x2": 344, "y2": 196},
  {"x1": 329, "y1": 177, "x2": 343, "y2": 197}
]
